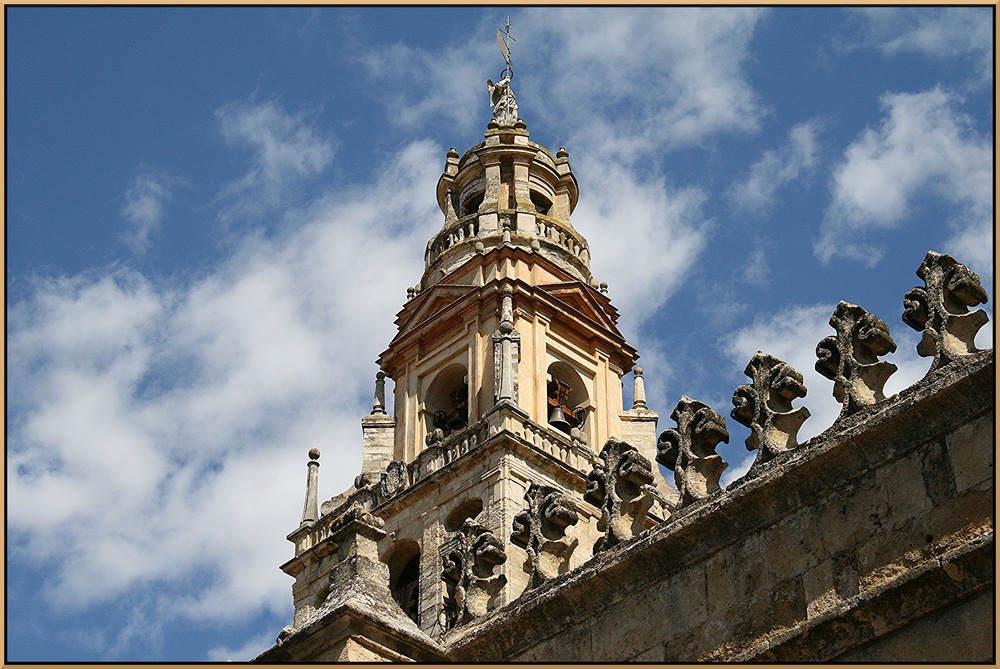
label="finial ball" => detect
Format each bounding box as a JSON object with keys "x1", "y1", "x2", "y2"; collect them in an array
[
  {"x1": 308, "y1": 448, "x2": 321, "y2": 460},
  {"x1": 502, "y1": 284, "x2": 513, "y2": 296},
  {"x1": 376, "y1": 371, "x2": 385, "y2": 381},
  {"x1": 635, "y1": 367, "x2": 643, "y2": 377}
]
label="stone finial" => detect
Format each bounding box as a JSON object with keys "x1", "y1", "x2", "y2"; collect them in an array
[
  {"x1": 494, "y1": 285, "x2": 520, "y2": 405},
  {"x1": 511, "y1": 483, "x2": 579, "y2": 590},
  {"x1": 372, "y1": 371, "x2": 387, "y2": 415},
  {"x1": 902, "y1": 251, "x2": 990, "y2": 373},
  {"x1": 731, "y1": 352, "x2": 810, "y2": 469},
  {"x1": 631, "y1": 367, "x2": 647, "y2": 410},
  {"x1": 584, "y1": 438, "x2": 656, "y2": 553},
  {"x1": 299, "y1": 448, "x2": 321, "y2": 526},
  {"x1": 407, "y1": 287, "x2": 416, "y2": 300},
  {"x1": 599, "y1": 282, "x2": 608, "y2": 295},
  {"x1": 657, "y1": 397, "x2": 729, "y2": 507},
  {"x1": 442, "y1": 519, "x2": 508, "y2": 627},
  {"x1": 816, "y1": 301, "x2": 898, "y2": 417}
]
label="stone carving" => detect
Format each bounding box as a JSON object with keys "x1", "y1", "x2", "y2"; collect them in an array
[
  {"x1": 442, "y1": 519, "x2": 508, "y2": 627},
  {"x1": 494, "y1": 285, "x2": 520, "y2": 405},
  {"x1": 902, "y1": 251, "x2": 990, "y2": 373},
  {"x1": 372, "y1": 371, "x2": 388, "y2": 415},
  {"x1": 816, "y1": 302, "x2": 898, "y2": 417},
  {"x1": 511, "y1": 483, "x2": 579, "y2": 590},
  {"x1": 379, "y1": 460, "x2": 409, "y2": 498},
  {"x1": 731, "y1": 351, "x2": 810, "y2": 468},
  {"x1": 657, "y1": 397, "x2": 729, "y2": 507},
  {"x1": 584, "y1": 438, "x2": 656, "y2": 553},
  {"x1": 329, "y1": 501, "x2": 384, "y2": 535},
  {"x1": 487, "y1": 76, "x2": 518, "y2": 126}
]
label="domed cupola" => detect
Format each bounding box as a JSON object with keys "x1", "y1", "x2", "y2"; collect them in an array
[{"x1": 423, "y1": 77, "x2": 589, "y2": 289}]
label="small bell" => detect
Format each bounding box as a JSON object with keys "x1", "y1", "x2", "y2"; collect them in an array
[{"x1": 548, "y1": 404, "x2": 571, "y2": 432}]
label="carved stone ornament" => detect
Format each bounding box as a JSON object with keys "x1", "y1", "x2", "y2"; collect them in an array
[
  {"x1": 379, "y1": 460, "x2": 409, "y2": 498},
  {"x1": 657, "y1": 397, "x2": 729, "y2": 508},
  {"x1": 328, "y1": 502, "x2": 384, "y2": 536},
  {"x1": 816, "y1": 302, "x2": 898, "y2": 417},
  {"x1": 487, "y1": 75, "x2": 518, "y2": 126},
  {"x1": 511, "y1": 483, "x2": 579, "y2": 590},
  {"x1": 441, "y1": 519, "x2": 508, "y2": 627},
  {"x1": 584, "y1": 438, "x2": 657, "y2": 553},
  {"x1": 731, "y1": 351, "x2": 811, "y2": 469},
  {"x1": 902, "y1": 251, "x2": 990, "y2": 373}
]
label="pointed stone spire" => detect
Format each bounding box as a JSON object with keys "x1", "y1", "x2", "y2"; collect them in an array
[
  {"x1": 300, "y1": 448, "x2": 320, "y2": 526},
  {"x1": 631, "y1": 367, "x2": 647, "y2": 410},
  {"x1": 372, "y1": 371, "x2": 387, "y2": 415}
]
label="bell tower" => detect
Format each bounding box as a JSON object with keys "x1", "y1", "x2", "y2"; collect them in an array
[{"x1": 263, "y1": 24, "x2": 675, "y2": 661}]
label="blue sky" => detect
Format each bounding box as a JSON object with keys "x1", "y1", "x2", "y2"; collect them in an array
[{"x1": 6, "y1": 6, "x2": 994, "y2": 662}]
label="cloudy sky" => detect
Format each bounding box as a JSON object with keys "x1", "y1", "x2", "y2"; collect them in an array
[{"x1": 6, "y1": 6, "x2": 993, "y2": 662}]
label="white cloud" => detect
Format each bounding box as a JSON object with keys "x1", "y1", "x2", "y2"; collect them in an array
[
  {"x1": 7, "y1": 111, "x2": 441, "y2": 655},
  {"x1": 214, "y1": 99, "x2": 335, "y2": 225},
  {"x1": 207, "y1": 630, "x2": 278, "y2": 662},
  {"x1": 521, "y1": 7, "x2": 767, "y2": 158},
  {"x1": 121, "y1": 168, "x2": 175, "y2": 254},
  {"x1": 853, "y1": 7, "x2": 992, "y2": 84},
  {"x1": 719, "y1": 303, "x2": 929, "y2": 444},
  {"x1": 573, "y1": 155, "x2": 709, "y2": 336},
  {"x1": 817, "y1": 87, "x2": 992, "y2": 278},
  {"x1": 728, "y1": 120, "x2": 821, "y2": 216}
]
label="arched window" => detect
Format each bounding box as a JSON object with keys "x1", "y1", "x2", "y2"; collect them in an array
[
  {"x1": 546, "y1": 361, "x2": 590, "y2": 438},
  {"x1": 386, "y1": 539, "x2": 421, "y2": 624},
  {"x1": 444, "y1": 497, "x2": 484, "y2": 533},
  {"x1": 423, "y1": 363, "x2": 469, "y2": 439},
  {"x1": 530, "y1": 191, "x2": 552, "y2": 216}
]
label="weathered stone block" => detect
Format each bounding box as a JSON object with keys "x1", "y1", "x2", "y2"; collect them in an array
[
  {"x1": 802, "y1": 559, "x2": 837, "y2": 620},
  {"x1": 946, "y1": 413, "x2": 993, "y2": 494},
  {"x1": 704, "y1": 547, "x2": 736, "y2": 615}
]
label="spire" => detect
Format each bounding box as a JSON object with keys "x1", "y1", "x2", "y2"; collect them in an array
[{"x1": 300, "y1": 448, "x2": 321, "y2": 526}]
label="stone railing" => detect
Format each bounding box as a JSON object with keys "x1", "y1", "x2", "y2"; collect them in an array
[
  {"x1": 426, "y1": 214, "x2": 482, "y2": 265},
  {"x1": 533, "y1": 214, "x2": 590, "y2": 266}
]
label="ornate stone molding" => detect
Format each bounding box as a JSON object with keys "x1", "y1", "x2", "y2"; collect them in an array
[
  {"x1": 816, "y1": 301, "x2": 897, "y2": 417},
  {"x1": 657, "y1": 397, "x2": 729, "y2": 508},
  {"x1": 442, "y1": 519, "x2": 508, "y2": 627},
  {"x1": 584, "y1": 438, "x2": 656, "y2": 553},
  {"x1": 903, "y1": 251, "x2": 989, "y2": 373},
  {"x1": 731, "y1": 351, "x2": 810, "y2": 469},
  {"x1": 511, "y1": 483, "x2": 579, "y2": 590}
]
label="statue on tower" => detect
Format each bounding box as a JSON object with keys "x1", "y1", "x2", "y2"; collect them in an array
[
  {"x1": 488, "y1": 19, "x2": 519, "y2": 126},
  {"x1": 487, "y1": 76, "x2": 518, "y2": 126}
]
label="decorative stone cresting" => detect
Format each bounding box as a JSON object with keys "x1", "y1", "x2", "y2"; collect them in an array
[
  {"x1": 903, "y1": 250, "x2": 989, "y2": 373},
  {"x1": 816, "y1": 301, "x2": 897, "y2": 417},
  {"x1": 511, "y1": 483, "x2": 579, "y2": 590},
  {"x1": 731, "y1": 351, "x2": 810, "y2": 469},
  {"x1": 441, "y1": 519, "x2": 508, "y2": 628},
  {"x1": 584, "y1": 438, "x2": 657, "y2": 553},
  {"x1": 657, "y1": 397, "x2": 729, "y2": 507}
]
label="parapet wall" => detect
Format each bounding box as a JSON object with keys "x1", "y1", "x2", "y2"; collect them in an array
[{"x1": 447, "y1": 349, "x2": 994, "y2": 662}]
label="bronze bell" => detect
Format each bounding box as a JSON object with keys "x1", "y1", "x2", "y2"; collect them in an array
[
  {"x1": 447, "y1": 406, "x2": 468, "y2": 431},
  {"x1": 548, "y1": 404, "x2": 571, "y2": 432}
]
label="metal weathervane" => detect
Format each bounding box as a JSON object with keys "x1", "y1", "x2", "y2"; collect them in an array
[{"x1": 487, "y1": 18, "x2": 519, "y2": 126}]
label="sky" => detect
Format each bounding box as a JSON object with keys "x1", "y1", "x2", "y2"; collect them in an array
[{"x1": 5, "y1": 6, "x2": 994, "y2": 662}]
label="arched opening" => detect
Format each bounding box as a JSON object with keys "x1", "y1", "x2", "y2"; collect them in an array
[
  {"x1": 530, "y1": 191, "x2": 552, "y2": 216},
  {"x1": 444, "y1": 497, "x2": 484, "y2": 533},
  {"x1": 386, "y1": 539, "x2": 421, "y2": 625},
  {"x1": 546, "y1": 361, "x2": 590, "y2": 438},
  {"x1": 423, "y1": 363, "x2": 469, "y2": 439},
  {"x1": 462, "y1": 191, "x2": 484, "y2": 217}
]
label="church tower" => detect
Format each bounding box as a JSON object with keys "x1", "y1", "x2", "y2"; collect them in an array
[{"x1": 260, "y1": 26, "x2": 675, "y2": 662}]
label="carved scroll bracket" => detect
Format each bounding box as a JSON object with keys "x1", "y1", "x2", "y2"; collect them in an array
[
  {"x1": 441, "y1": 519, "x2": 507, "y2": 628},
  {"x1": 511, "y1": 483, "x2": 579, "y2": 590},
  {"x1": 657, "y1": 397, "x2": 729, "y2": 508},
  {"x1": 584, "y1": 438, "x2": 657, "y2": 553},
  {"x1": 903, "y1": 251, "x2": 989, "y2": 373},
  {"x1": 732, "y1": 351, "x2": 810, "y2": 469},
  {"x1": 816, "y1": 301, "x2": 897, "y2": 417}
]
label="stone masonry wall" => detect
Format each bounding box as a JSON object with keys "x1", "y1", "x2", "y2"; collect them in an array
[{"x1": 447, "y1": 350, "x2": 994, "y2": 662}]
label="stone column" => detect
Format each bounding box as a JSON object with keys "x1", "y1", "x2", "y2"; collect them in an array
[{"x1": 300, "y1": 448, "x2": 321, "y2": 526}]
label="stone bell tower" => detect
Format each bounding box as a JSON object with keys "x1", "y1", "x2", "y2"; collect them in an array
[{"x1": 257, "y1": 27, "x2": 676, "y2": 662}]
